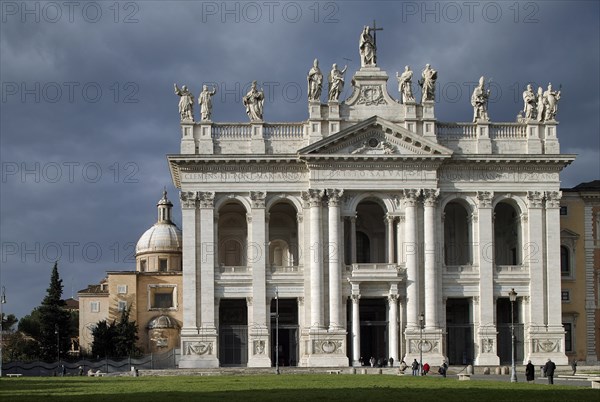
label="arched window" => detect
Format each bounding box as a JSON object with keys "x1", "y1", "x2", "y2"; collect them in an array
[
  {"x1": 494, "y1": 202, "x2": 522, "y2": 266},
  {"x1": 443, "y1": 202, "x2": 471, "y2": 266}
]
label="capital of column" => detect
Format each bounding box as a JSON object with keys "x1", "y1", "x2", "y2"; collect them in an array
[
  {"x1": 250, "y1": 191, "x2": 266, "y2": 208},
  {"x1": 326, "y1": 189, "x2": 344, "y2": 206},
  {"x1": 388, "y1": 294, "x2": 399, "y2": 303},
  {"x1": 180, "y1": 191, "x2": 197, "y2": 209},
  {"x1": 246, "y1": 297, "x2": 253, "y2": 306},
  {"x1": 545, "y1": 191, "x2": 562, "y2": 208},
  {"x1": 527, "y1": 191, "x2": 544, "y2": 209},
  {"x1": 297, "y1": 214, "x2": 304, "y2": 223},
  {"x1": 302, "y1": 189, "x2": 324, "y2": 208},
  {"x1": 422, "y1": 188, "x2": 440, "y2": 207},
  {"x1": 297, "y1": 296, "x2": 304, "y2": 306},
  {"x1": 403, "y1": 189, "x2": 420, "y2": 207},
  {"x1": 246, "y1": 213, "x2": 252, "y2": 224},
  {"x1": 198, "y1": 191, "x2": 215, "y2": 208},
  {"x1": 476, "y1": 191, "x2": 494, "y2": 209},
  {"x1": 351, "y1": 294, "x2": 361, "y2": 304},
  {"x1": 384, "y1": 214, "x2": 395, "y2": 224}
]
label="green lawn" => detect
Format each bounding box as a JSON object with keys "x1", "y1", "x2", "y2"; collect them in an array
[{"x1": 0, "y1": 375, "x2": 597, "y2": 402}]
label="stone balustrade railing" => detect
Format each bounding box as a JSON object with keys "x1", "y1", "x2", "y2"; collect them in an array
[
  {"x1": 271, "y1": 265, "x2": 303, "y2": 273},
  {"x1": 264, "y1": 123, "x2": 305, "y2": 138},
  {"x1": 436, "y1": 122, "x2": 527, "y2": 139},
  {"x1": 212, "y1": 124, "x2": 252, "y2": 139},
  {"x1": 495, "y1": 264, "x2": 527, "y2": 272},
  {"x1": 489, "y1": 123, "x2": 527, "y2": 139},
  {"x1": 445, "y1": 264, "x2": 478, "y2": 273},
  {"x1": 219, "y1": 265, "x2": 251, "y2": 273}
]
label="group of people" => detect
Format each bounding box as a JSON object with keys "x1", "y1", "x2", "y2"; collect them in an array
[{"x1": 525, "y1": 358, "x2": 559, "y2": 384}]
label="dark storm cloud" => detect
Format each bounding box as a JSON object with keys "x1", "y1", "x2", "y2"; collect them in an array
[{"x1": 1, "y1": 1, "x2": 598, "y2": 318}]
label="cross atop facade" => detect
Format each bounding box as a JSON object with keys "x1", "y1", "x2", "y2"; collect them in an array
[{"x1": 369, "y1": 20, "x2": 383, "y2": 47}]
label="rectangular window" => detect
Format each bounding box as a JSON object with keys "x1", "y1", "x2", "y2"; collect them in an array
[
  {"x1": 561, "y1": 290, "x2": 570, "y2": 302},
  {"x1": 560, "y1": 206, "x2": 568, "y2": 216},
  {"x1": 149, "y1": 285, "x2": 176, "y2": 310},
  {"x1": 564, "y1": 323, "x2": 572, "y2": 352},
  {"x1": 117, "y1": 285, "x2": 127, "y2": 294},
  {"x1": 140, "y1": 260, "x2": 147, "y2": 272},
  {"x1": 118, "y1": 301, "x2": 127, "y2": 312},
  {"x1": 159, "y1": 258, "x2": 168, "y2": 272},
  {"x1": 90, "y1": 301, "x2": 100, "y2": 313}
]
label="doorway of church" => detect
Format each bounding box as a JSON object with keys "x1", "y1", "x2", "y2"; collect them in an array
[
  {"x1": 446, "y1": 298, "x2": 474, "y2": 365},
  {"x1": 358, "y1": 298, "x2": 388, "y2": 366},
  {"x1": 270, "y1": 298, "x2": 299, "y2": 367},
  {"x1": 219, "y1": 299, "x2": 248, "y2": 367},
  {"x1": 496, "y1": 297, "x2": 524, "y2": 365}
]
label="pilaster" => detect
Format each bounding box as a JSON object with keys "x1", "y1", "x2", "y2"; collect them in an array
[
  {"x1": 250, "y1": 122, "x2": 265, "y2": 153},
  {"x1": 180, "y1": 121, "x2": 196, "y2": 154}
]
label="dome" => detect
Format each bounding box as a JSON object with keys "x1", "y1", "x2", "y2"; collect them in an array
[
  {"x1": 148, "y1": 315, "x2": 178, "y2": 329},
  {"x1": 136, "y1": 223, "x2": 182, "y2": 255},
  {"x1": 135, "y1": 190, "x2": 182, "y2": 255}
]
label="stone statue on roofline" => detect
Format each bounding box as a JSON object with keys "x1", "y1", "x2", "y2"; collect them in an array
[
  {"x1": 243, "y1": 80, "x2": 264, "y2": 122},
  {"x1": 198, "y1": 85, "x2": 217, "y2": 121},
  {"x1": 396, "y1": 66, "x2": 415, "y2": 104},
  {"x1": 542, "y1": 83, "x2": 561, "y2": 121},
  {"x1": 359, "y1": 25, "x2": 376, "y2": 67},
  {"x1": 522, "y1": 84, "x2": 536, "y2": 120},
  {"x1": 174, "y1": 83, "x2": 194, "y2": 122},
  {"x1": 471, "y1": 76, "x2": 491, "y2": 122},
  {"x1": 328, "y1": 63, "x2": 347, "y2": 102},
  {"x1": 307, "y1": 58, "x2": 323, "y2": 102},
  {"x1": 418, "y1": 64, "x2": 437, "y2": 103}
]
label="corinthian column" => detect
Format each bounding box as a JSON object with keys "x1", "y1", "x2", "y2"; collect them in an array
[
  {"x1": 404, "y1": 189, "x2": 419, "y2": 328},
  {"x1": 388, "y1": 293, "x2": 399, "y2": 365},
  {"x1": 545, "y1": 191, "x2": 563, "y2": 327},
  {"x1": 351, "y1": 294, "x2": 361, "y2": 366},
  {"x1": 180, "y1": 191, "x2": 199, "y2": 333},
  {"x1": 305, "y1": 189, "x2": 324, "y2": 329},
  {"x1": 198, "y1": 191, "x2": 216, "y2": 331},
  {"x1": 327, "y1": 189, "x2": 344, "y2": 330},
  {"x1": 386, "y1": 214, "x2": 395, "y2": 263},
  {"x1": 423, "y1": 189, "x2": 440, "y2": 328}
]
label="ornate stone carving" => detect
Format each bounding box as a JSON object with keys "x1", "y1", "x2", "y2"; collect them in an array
[
  {"x1": 198, "y1": 192, "x2": 215, "y2": 208},
  {"x1": 545, "y1": 191, "x2": 562, "y2": 208},
  {"x1": 388, "y1": 294, "x2": 399, "y2": 303},
  {"x1": 476, "y1": 191, "x2": 494, "y2": 208},
  {"x1": 304, "y1": 189, "x2": 324, "y2": 207},
  {"x1": 532, "y1": 339, "x2": 560, "y2": 353},
  {"x1": 520, "y1": 213, "x2": 528, "y2": 223},
  {"x1": 246, "y1": 297, "x2": 253, "y2": 306},
  {"x1": 527, "y1": 191, "x2": 544, "y2": 208},
  {"x1": 350, "y1": 294, "x2": 361, "y2": 303},
  {"x1": 472, "y1": 296, "x2": 480, "y2": 304},
  {"x1": 297, "y1": 214, "x2": 304, "y2": 224},
  {"x1": 522, "y1": 84, "x2": 536, "y2": 120},
  {"x1": 150, "y1": 329, "x2": 168, "y2": 348},
  {"x1": 356, "y1": 85, "x2": 387, "y2": 106},
  {"x1": 351, "y1": 138, "x2": 397, "y2": 154},
  {"x1": 246, "y1": 214, "x2": 252, "y2": 224},
  {"x1": 423, "y1": 188, "x2": 440, "y2": 207},
  {"x1": 481, "y1": 338, "x2": 495, "y2": 353},
  {"x1": 403, "y1": 189, "x2": 420, "y2": 207},
  {"x1": 314, "y1": 339, "x2": 343, "y2": 354},
  {"x1": 409, "y1": 339, "x2": 440, "y2": 354},
  {"x1": 180, "y1": 191, "x2": 197, "y2": 209},
  {"x1": 297, "y1": 296, "x2": 304, "y2": 306},
  {"x1": 184, "y1": 341, "x2": 213, "y2": 355},
  {"x1": 542, "y1": 83, "x2": 561, "y2": 121},
  {"x1": 253, "y1": 340, "x2": 265, "y2": 355},
  {"x1": 326, "y1": 189, "x2": 344, "y2": 206},
  {"x1": 359, "y1": 25, "x2": 376, "y2": 67},
  {"x1": 250, "y1": 191, "x2": 266, "y2": 208}
]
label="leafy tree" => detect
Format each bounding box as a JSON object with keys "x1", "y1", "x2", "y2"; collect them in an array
[
  {"x1": 91, "y1": 307, "x2": 140, "y2": 358},
  {"x1": 18, "y1": 308, "x2": 42, "y2": 339},
  {"x1": 1, "y1": 313, "x2": 18, "y2": 331},
  {"x1": 37, "y1": 262, "x2": 71, "y2": 361},
  {"x1": 3, "y1": 331, "x2": 40, "y2": 362}
]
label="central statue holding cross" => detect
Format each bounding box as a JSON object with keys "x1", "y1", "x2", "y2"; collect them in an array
[{"x1": 359, "y1": 22, "x2": 382, "y2": 68}]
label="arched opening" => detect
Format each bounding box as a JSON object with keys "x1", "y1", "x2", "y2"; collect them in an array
[
  {"x1": 346, "y1": 200, "x2": 386, "y2": 264},
  {"x1": 560, "y1": 245, "x2": 570, "y2": 277},
  {"x1": 443, "y1": 201, "x2": 471, "y2": 266},
  {"x1": 494, "y1": 202, "x2": 522, "y2": 266},
  {"x1": 218, "y1": 202, "x2": 248, "y2": 267},
  {"x1": 268, "y1": 202, "x2": 298, "y2": 269}
]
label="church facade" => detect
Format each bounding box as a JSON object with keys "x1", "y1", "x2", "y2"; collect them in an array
[{"x1": 168, "y1": 28, "x2": 573, "y2": 368}]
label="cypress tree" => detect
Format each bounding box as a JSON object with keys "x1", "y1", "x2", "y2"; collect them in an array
[{"x1": 38, "y1": 262, "x2": 71, "y2": 361}]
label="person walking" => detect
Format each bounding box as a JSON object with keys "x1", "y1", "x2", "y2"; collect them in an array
[
  {"x1": 544, "y1": 359, "x2": 556, "y2": 385},
  {"x1": 525, "y1": 360, "x2": 535, "y2": 383},
  {"x1": 571, "y1": 359, "x2": 577, "y2": 375},
  {"x1": 411, "y1": 359, "x2": 419, "y2": 376},
  {"x1": 422, "y1": 362, "x2": 430, "y2": 375}
]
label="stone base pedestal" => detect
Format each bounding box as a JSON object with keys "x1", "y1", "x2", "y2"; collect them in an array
[
  {"x1": 179, "y1": 333, "x2": 219, "y2": 368},
  {"x1": 403, "y1": 328, "x2": 445, "y2": 367},
  {"x1": 304, "y1": 330, "x2": 349, "y2": 367},
  {"x1": 528, "y1": 327, "x2": 568, "y2": 365},
  {"x1": 247, "y1": 334, "x2": 272, "y2": 367}
]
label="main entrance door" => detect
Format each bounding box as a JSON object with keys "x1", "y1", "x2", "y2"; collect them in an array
[
  {"x1": 219, "y1": 299, "x2": 248, "y2": 366},
  {"x1": 446, "y1": 298, "x2": 474, "y2": 365},
  {"x1": 270, "y1": 298, "x2": 299, "y2": 367},
  {"x1": 497, "y1": 298, "x2": 524, "y2": 365},
  {"x1": 354, "y1": 298, "x2": 387, "y2": 365}
]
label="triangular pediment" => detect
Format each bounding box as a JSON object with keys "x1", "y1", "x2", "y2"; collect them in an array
[
  {"x1": 298, "y1": 116, "x2": 452, "y2": 157},
  {"x1": 560, "y1": 229, "x2": 580, "y2": 239}
]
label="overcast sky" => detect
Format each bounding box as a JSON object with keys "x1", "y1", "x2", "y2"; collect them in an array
[{"x1": 1, "y1": 1, "x2": 599, "y2": 320}]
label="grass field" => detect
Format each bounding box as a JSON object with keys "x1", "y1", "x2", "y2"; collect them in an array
[{"x1": 0, "y1": 374, "x2": 598, "y2": 402}]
